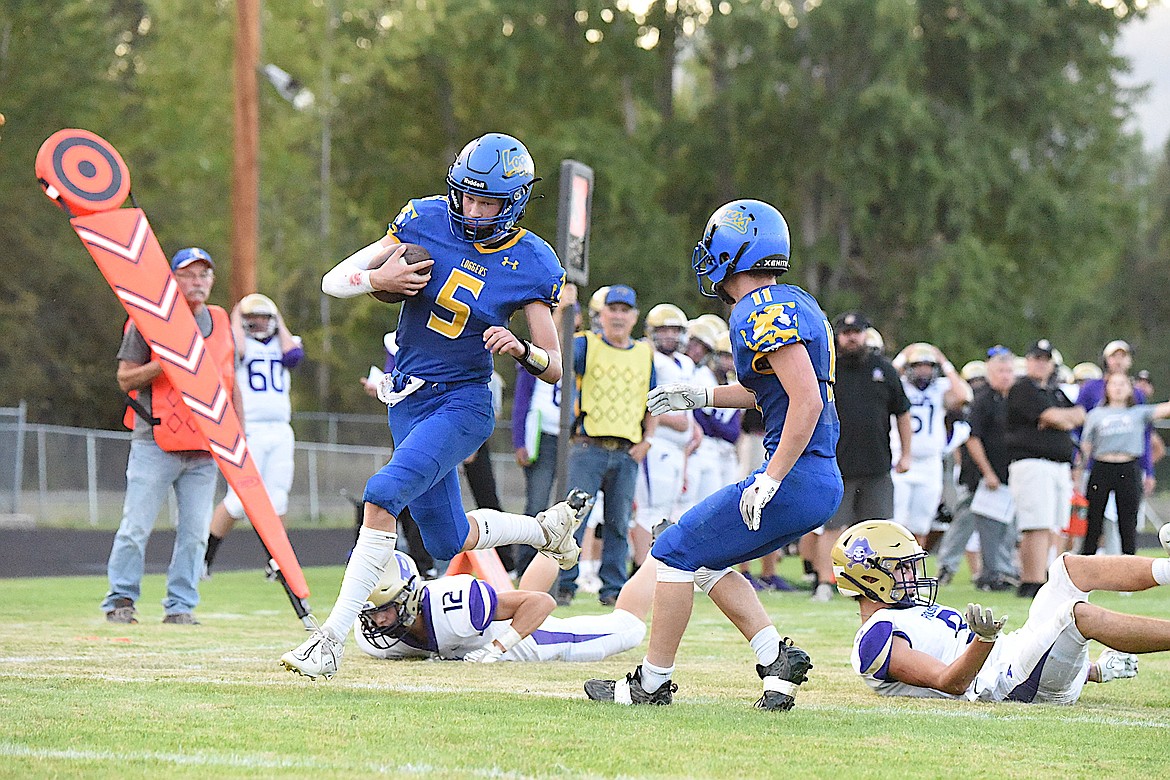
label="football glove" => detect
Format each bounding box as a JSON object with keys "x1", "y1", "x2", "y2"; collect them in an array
[
  {"x1": 463, "y1": 643, "x2": 504, "y2": 663},
  {"x1": 965, "y1": 603, "x2": 1008, "y2": 643},
  {"x1": 647, "y1": 383, "x2": 712, "y2": 416},
  {"x1": 739, "y1": 473, "x2": 782, "y2": 532}
]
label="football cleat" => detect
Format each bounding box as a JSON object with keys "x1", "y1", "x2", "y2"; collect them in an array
[
  {"x1": 1159, "y1": 523, "x2": 1170, "y2": 556},
  {"x1": 584, "y1": 665, "x2": 677, "y2": 705},
  {"x1": 280, "y1": 629, "x2": 344, "y2": 680},
  {"x1": 1096, "y1": 649, "x2": 1138, "y2": 683},
  {"x1": 754, "y1": 637, "x2": 812, "y2": 711},
  {"x1": 536, "y1": 490, "x2": 593, "y2": 570}
]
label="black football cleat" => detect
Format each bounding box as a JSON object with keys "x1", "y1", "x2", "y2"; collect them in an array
[
  {"x1": 754, "y1": 637, "x2": 812, "y2": 711},
  {"x1": 585, "y1": 665, "x2": 677, "y2": 705}
]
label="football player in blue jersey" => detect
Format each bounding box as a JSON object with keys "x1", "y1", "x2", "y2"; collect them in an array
[
  {"x1": 282, "y1": 133, "x2": 590, "y2": 680},
  {"x1": 585, "y1": 199, "x2": 844, "y2": 710}
]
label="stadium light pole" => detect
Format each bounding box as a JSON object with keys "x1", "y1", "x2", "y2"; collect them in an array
[{"x1": 258, "y1": 3, "x2": 336, "y2": 405}]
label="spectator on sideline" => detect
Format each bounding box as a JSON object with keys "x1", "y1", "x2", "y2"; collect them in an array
[
  {"x1": 810, "y1": 311, "x2": 911, "y2": 603},
  {"x1": 938, "y1": 348, "x2": 1019, "y2": 591},
  {"x1": 204, "y1": 293, "x2": 304, "y2": 576},
  {"x1": 1077, "y1": 340, "x2": 1155, "y2": 496},
  {"x1": 512, "y1": 289, "x2": 580, "y2": 576},
  {"x1": 1006, "y1": 339, "x2": 1084, "y2": 599},
  {"x1": 103, "y1": 247, "x2": 240, "y2": 625},
  {"x1": 632, "y1": 303, "x2": 696, "y2": 574},
  {"x1": 556, "y1": 284, "x2": 657, "y2": 607},
  {"x1": 1078, "y1": 374, "x2": 1170, "y2": 556},
  {"x1": 889, "y1": 342, "x2": 972, "y2": 547}
]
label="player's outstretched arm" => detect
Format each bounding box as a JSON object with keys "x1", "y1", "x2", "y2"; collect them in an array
[
  {"x1": 886, "y1": 635, "x2": 995, "y2": 697},
  {"x1": 464, "y1": 589, "x2": 556, "y2": 663}
]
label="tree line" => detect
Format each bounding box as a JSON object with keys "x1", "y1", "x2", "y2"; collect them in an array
[{"x1": 0, "y1": 0, "x2": 1166, "y2": 430}]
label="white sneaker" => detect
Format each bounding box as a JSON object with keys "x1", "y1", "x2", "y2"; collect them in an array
[
  {"x1": 280, "y1": 629, "x2": 344, "y2": 680},
  {"x1": 536, "y1": 490, "x2": 593, "y2": 570},
  {"x1": 1159, "y1": 523, "x2": 1170, "y2": 556},
  {"x1": 1096, "y1": 649, "x2": 1138, "y2": 683},
  {"x1": 811, "y1": 583, "x2": 834, "y2": 603}
]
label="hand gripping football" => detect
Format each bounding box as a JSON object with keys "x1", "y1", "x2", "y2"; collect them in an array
[{"x1": 368, "y1": 243, "x2": 432, "y2": 304}]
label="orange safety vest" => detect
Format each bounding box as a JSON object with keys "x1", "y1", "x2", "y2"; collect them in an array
[{"x1": 123, "y1": 305, "x2": 235, "y2": 452}]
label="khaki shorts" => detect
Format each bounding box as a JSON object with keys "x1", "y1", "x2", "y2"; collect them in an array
[{"x1": 1008, "y1": 458, "x2": 1072, "y2": 532}]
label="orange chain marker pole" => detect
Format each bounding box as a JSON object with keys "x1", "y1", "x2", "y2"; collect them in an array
[{"x1": 36, "y1": 129, "x2": 313, "y2": 626}]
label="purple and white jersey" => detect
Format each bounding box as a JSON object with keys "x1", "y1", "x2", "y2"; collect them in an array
[
  {"x1": 853, "y1": 556, "x2": 1092, "y2": 704},
  {"x1": 354, "y1": 574, "x2": 646, "y2": 662}
]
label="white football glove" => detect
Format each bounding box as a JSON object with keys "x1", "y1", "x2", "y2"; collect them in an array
[
  {"x1": 463, "y1": 643, "x2": 504, "y2": 663},
  {"x1": 965, "y1": 603, "x2": 1008, "y2": 643},
  {"x1": 739, "y1": 473, "x2": 782, "y2": 531},
  {"x1": 647, "y1": 383, "x2": 712, "y2": 416},
  {"x1": 1095, "y1": 649, "x2": 1138, "y2": 683}
]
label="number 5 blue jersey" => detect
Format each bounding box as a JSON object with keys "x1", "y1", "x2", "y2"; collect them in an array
[
  {"x1": 729, "y1": 284, "x2": 839, "y2": 459},
  {"x1": 387, "y1": 196, "x2": 565, "y2": 383}
]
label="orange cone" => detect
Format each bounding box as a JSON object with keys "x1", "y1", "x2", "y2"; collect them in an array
[{"x1": 445, "y1": 550, "x2": 514, "y2": 591}]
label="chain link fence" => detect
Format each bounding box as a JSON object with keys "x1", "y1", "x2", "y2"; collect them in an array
[{"x1": 0, "y1": 411, "x2": 526, "y2": 530}]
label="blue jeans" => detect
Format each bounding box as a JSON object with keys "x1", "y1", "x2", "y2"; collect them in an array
[
  {"x1": 515, "y1": 432, "x2": 559, "y2": 575},
  {"x1": 557, "y1": 440, "x2": 639, "y2": 600},
  {"x1": 102, "y1": 439, "x2": 218, "y2": 615}
]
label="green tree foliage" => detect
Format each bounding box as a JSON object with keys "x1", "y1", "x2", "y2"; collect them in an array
[{"x1": 0, "y1": 0, "x2": 1161, "y2": 427}]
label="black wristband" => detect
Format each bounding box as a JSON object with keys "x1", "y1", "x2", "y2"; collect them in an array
[{"x1": 515, "y1": 339, "x2": 551, "y2": 376}]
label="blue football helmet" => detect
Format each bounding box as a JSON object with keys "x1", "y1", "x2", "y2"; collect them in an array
[
  {"x1": 357, "y1": 550, "x2": 423, "y2": 650},
  {"x1": 446, "y1": 133, "x2": 535, "y2": 243},
  {"x1": 692, "y1": 199, "x2": 790, "y2": 303}
]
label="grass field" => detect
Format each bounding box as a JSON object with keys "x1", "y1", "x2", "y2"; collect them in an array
[{"x1": 3, "y1": 555, "x2": 1169, "y2": 779}]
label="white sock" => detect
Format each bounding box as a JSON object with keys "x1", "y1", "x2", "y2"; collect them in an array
[
  {"x1": 1152, "y1": 558, "x2": 1170, "y2": 586},
  {"x1": 750, "y1": 626, "x2": 781, "y2": 667},
  {"x1": 320, "y1": 526, "x2": 397, "y2": 642},
  {"x1": 640, "y1": 657, "x2": 674, "y2": 693},
  {"x1": 469, "y1": 509, "x2": 545, "y2": 549},
  {"x1": 580, "y1": 558, "x2": 600, "y2": 578}
]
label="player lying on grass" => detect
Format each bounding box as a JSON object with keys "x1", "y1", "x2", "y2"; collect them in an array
[
  {"x1": 832, "y1": 519, "x2": 1170, "y2": 703},
  {"x1": 354, "y1": 549, "x2": 654, "y2": 662}
]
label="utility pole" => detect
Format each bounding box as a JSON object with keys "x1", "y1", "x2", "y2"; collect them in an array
[
  {"x1": 318, "y1": 0, "x2": 336, "y2": 403},
  {"x1": 232, "y1": 0, "x2": 259, "y2": 303}
]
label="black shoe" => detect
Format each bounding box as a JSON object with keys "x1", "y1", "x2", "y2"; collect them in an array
[
  {"x1": 584, "y1": 665, "x2": 677, "y2": 705},
  {"x1": 977, "y1": 578, "x2": 1012, "y2": 592},
  {"x1": 754, "y1": 637, "x2": 812, "y2": 711},
  {"x1": 1016, "y1": 581, "x2": 1043, "y2": 599},
  {"x1": 937, "y1": 566, "x2": 955, "y2": 587},
  {"x1": 555, "y1": 590, "x2": 574, "y2": 608},
  {"x1": 599, "y1": 593, "x2": 618, "y2": 607}
]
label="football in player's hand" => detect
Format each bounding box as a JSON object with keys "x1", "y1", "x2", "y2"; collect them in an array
[{"x1": 367, "y1": 243, "x2": 432, "y2": 304}]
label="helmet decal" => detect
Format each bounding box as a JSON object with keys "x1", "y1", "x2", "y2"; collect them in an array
[
  {"x1": 718, "y1": 209, "x2": 751, "y2": 234},
  {"x1": 844, "y1": 537, "x2": 877, "y2": 566}
]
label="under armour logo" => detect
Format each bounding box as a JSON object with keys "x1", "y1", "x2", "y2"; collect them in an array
[{"x1": 501, "y1": 257, "x2": 519, "y2": 270}]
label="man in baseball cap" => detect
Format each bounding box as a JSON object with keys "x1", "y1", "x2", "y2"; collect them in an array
[
  {"x1": 832, "y1": 311, "x2": 871, "y2": 334},
  {"x1": 171, "y1": 247, "x2": 214, "y2": 272}
]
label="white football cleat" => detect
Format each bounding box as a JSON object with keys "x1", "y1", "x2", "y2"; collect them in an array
[
  {"x1": 1159, "y1": 523, "x2": 1170, "y2": 556},
  {"x1": 280, "y1": 629, "x2": 344, "y2": 680},
  {"x1": 536, "y1": 490, "x2": 593, "y2": 570},
  {"x1": 1096, "y1": 649, "x2": 1138, "y2": 683}
]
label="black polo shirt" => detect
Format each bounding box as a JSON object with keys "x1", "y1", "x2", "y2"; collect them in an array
[
  {"x1": 967, "y1": 385, "x2": 1011, "y2": 483},
  {"x1": 1005, "y1": 377, "x2": 1077, "y2": 463},
  {"x1": 834, "y1": 352, "x2": 911, "y2": 478}
]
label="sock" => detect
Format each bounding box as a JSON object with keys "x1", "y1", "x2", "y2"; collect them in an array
[
  {"x1": 751, "y1": 626, "x2": 781, "y2": 667},
  {"x1": 1152, "y1": 558, "x2": 1170, "y2": 586},
  {"x1": 204, "y1": 533, "x2": 223, "y2": 566},
  {"x1": 320, "y1": 526, "x2": 397, "y2": 642},
  {"x1": 580, "y1": 558, "x2": 600, "y2": 578},
  {"x1": 640, "y1": 657, "x2": 674, "y2": 693},
  {"x1": 469, "y1": 509, "x2": 545, "y2": 549}
]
